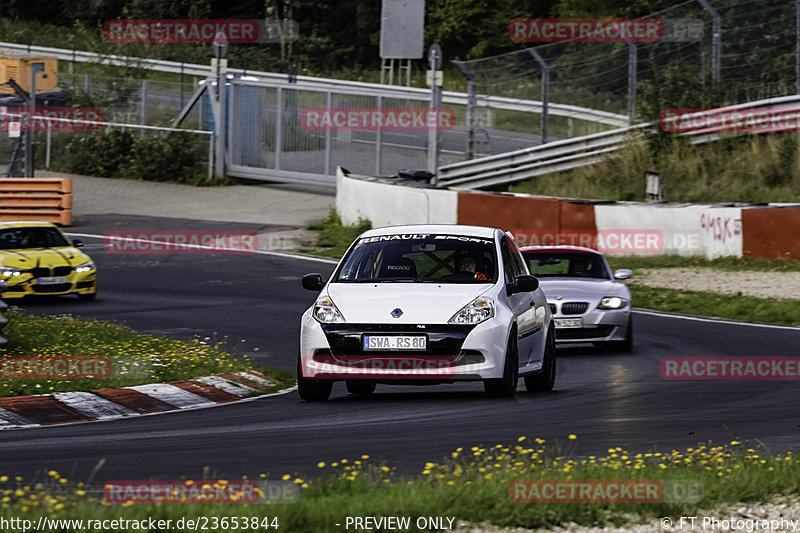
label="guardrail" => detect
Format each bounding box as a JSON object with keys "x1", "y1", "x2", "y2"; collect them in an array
[
  {"x1": 0, "y1": 41, "x2": 629, "y2": 128},
  {"x1": 438, "y1": 94, "x2": 800, "y2": 189},
  {"x1": 0, "y1": 177, "x2": 73, "y2": 225}
]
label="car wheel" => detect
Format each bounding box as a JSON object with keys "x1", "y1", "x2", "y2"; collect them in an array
[
  {"x1": 525, "y1": 326, "x2": 556, "y2": 391},
  {"x1": 297, "y1": 354, "x2": 332, "y2": 401},
  {"x1": 346, "y1": 380, "x2": 376, "y2": 395},
  {"x1": 484, "y1": 332, "x2": 518, "y2": 397},
  {"x1": 609, "y1": 316, "x2": 633, "y2": 352}
]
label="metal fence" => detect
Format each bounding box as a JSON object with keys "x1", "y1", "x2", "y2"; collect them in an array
[{"x1": 455, "y1": 0, "x2": 800, "y2": 150}]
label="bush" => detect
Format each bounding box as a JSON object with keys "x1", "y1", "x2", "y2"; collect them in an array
[{"x1": 63, "y1": 129, "x2": 210, "y2": 184}]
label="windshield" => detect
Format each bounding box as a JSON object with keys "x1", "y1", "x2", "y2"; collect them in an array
[
  {"x1": 336, "y1": 233, "x2": 497, "y2": 283},
  {"x1": 0, "y1": 227, "x2": 70, "y2": 250},
  {"x1": 522, "y1": 252, "x2": 611, "y2": 279}
]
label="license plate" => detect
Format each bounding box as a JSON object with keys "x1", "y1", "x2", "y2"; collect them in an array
[
  {"x1": 37, "y1": 277, "x2": 67, "y2": 285},
  {"x1": 554, "y1": 318, "x2": 583, "y2": 329},
  {"x1": 363, "y1": 335, "x2": 427, "y2": 351}
]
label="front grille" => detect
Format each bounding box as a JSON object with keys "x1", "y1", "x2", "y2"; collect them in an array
[
  {"x1": 321, "y1": 323, "x2": 475, "y2": 356},
  {"x1": 561, "y1": 302, "x2": 589, "y2": 315},
  {"x1": 76, "y1": 281, "x2": 94, "y2": 288},
  {"x1": 31, "y1": 283, "x2": 72, "y2": 294},
  {"x1": 557, "y1": 325, "x2": 615, "y2": 340},
  {"x1": 30, "y1": 266, "x2": 72, "y2": 277},
  {"x1": 548, "y1": 303, "x2": 557, "y2": 314}
]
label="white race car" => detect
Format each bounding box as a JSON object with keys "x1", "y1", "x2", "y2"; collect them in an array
[{"x1": 298, "y1": 225, "x2": 555, "y2": 401}]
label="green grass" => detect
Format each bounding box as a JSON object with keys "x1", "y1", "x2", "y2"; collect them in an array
[
  {"x1": 509, "y1": 134, "x2": 800, "y2": 202},
  {"x1": 296, "y1": 210, "x2": 371, "y2": 259},
  {"x1": 606, "y1": 254, "x2": 800, "y2": 273},
  {"x1": 0, "y1": 310, "x2": 293, "y2": 397},
  {"x1": 3, "y1": 440, "x2": 798, "y2": 532},
  {"x1": 625, "y1": 285, "x2": 800, "y2": 326}
]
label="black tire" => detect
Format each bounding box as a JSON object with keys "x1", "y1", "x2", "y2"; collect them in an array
[
  {"x1": 78, "y1": 292, "x2": 96, "y2": 301},
  {"x1": 484, "y1": 332, "x2": 519, "y2": 397},
  {"x1": 525, "y1": 326, "x2": 556, "y2": 391},
  {"x1": 297, "y1": 355, "x2": 332, "y2": 401},
  {"x1": 608, "y1": 316, "x2": 633, "y2": 352},
  {"x1": 346, "y1": 380, "x2": 376, "y2": 395}
]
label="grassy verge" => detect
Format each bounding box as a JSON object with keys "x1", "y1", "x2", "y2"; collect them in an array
[
  {"x1": 296, "y1": 211, "x2": 371, "y2": 259},
  {"x1": 606, "y1": 254, "x2": 800, "y2": 273},
  {"x1": 625, "y1": 285, "x2": 800, "y2": 326},
  {"x1": 2, "y1": 439, "x2": 797, "y2": 532},
  {"x1": 509, "y1": 134, "x2": 800, "y2": 203},
  {"x1": 0, "y1": 310, "x2": 293, "y2": 398}
]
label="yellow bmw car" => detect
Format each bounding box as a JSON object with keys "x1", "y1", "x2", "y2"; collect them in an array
[{"x1": 0, "y1": 221, "x2": 97, "y2": 300}]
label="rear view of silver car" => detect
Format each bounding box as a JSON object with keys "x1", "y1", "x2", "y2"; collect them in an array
[{"x1": 520, "y1": 246, "x2": 633, "y2": 351}]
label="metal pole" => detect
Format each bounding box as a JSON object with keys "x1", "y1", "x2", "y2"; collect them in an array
[
  {"x1": 375, "y1": 94, "x2": 383, "y2": 175},
  {"x1": 696, "y1": 0, "x2": 721, "y2": 81},
  {"x1": 216, "y1": 77, "x2": 226, "y2": 177},
  {"x1": 46, "y1": 128, "x2": 51, "y2": 169},
  {"x1": 324, "y1": 91, "x2": 332, "y2": 176},
  {"x1": 427, "y1": 44, "x2": 443, "y2": 182},
  {"x1": 180, "y1": 46, "x2": 185, "y2": 108},
  {"x1": 140, "y1": 79, "x2": 149, "y2": 137},
  {"x1": 528, "y1": 49, "x2": 549, "y2": 144},
  {"x1": 627, "y1": 42, "x2": 637, "y2": 122},
  {"x1": 25, "y1": 68, "x2": 35, "y2": 177},
  {"x1": 275, "y1": 87, "x2": 283, "y2": 170}
]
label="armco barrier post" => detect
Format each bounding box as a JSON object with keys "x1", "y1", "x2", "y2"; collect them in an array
[{"x1": 0, "y1": 280, "x2": 8, "y2": 346}]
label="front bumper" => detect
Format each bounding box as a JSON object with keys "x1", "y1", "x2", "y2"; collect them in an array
[
  {"x1": 550, "y1": 301, "x2": 629, "y2": 344},
  {"x1": 1, "y1": 269, "x2": 96, "y2": 299},
  {"x1": 299, "y1": 309, "x2": 509, "y2": 381}
]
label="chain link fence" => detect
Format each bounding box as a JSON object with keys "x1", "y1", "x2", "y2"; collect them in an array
[{"x1": 455, "y1": 0, "x2": 799, "y2": 153}]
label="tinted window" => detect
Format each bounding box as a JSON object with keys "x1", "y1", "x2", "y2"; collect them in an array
[
  {"x1": 336, "y1": 233, "x2": 497, "y2": 283},
  {"x1": 0, "y1": 227, "x2": 70, "y2": 250},
  {"x1": 522, "y1": 252, "x2": 611, "y2": 279}
]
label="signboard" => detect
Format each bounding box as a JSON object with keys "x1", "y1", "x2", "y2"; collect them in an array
[{"x1": 380, "y1": 0, "x2": 425, "y2": 59}]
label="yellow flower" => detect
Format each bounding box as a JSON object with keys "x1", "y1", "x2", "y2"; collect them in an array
[
  {"x1": 568, "y1": 434, "x2": 577, "y2": 440},
  {"x1": 317, "y1": 462, "x2": 326, "y2": 469}
]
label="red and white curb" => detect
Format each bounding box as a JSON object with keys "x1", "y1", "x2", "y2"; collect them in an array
[{"x1": 0, "y1": 370, "x2": 288, "y2": 429}]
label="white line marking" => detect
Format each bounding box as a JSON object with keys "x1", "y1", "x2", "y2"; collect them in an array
[
  {"x1": 66, "y1": 232, "x2": 339, "y2": 264},
  {"x1": 633, "y1": 308, "x2": 800, "y2": 331}
]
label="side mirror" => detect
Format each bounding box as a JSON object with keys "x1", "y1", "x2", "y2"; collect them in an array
[
  {"x1": 302, "y1": 273, "x2": 326, "y2": 291},
  {"x1": 506, "y1": 274, "x2": 539, "y2": 296},
  {"x1": 614, "y1": 269, "x2": 632, "y2": 280},
  {"x1": 72, "y1": 239, "x2": 84, "y2": 248}
]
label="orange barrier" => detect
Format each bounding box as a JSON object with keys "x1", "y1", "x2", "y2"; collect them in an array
[
  {"x1": 0, "y1": 178, "x2": 72, "y2": 226},
  {"x1": 457, "y1": 191, "x2": 561, "y2": 232},
  {"x1": 742, "y1": 206, "x2": 800, "y2": 260}
]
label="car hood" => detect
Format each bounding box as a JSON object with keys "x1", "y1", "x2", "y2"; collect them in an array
[
  {"x1": 537, "y1": 278, "x2": 629, "y2": 301},
  {"x1": 0, "y1": 247, "x2": 91, "y2": 269},
  {"x1": 327, "y1": 282, "x2": 491, "y2": 324}
]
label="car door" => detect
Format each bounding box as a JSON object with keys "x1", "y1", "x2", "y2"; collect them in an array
[{"x1": 500, "y1": 237, "x2": 540, "y2": 366}]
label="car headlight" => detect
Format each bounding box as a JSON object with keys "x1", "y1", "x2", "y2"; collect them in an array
[
  {"x1": 74, "y1": 261, "x2": 95, "y2": 273},
  {"x1": 1, "y1": 267, "x2": 24, "y2": 277},
  {"x1": 449, "y1": 296, "x2": 494, "y2": 325},
  {"x1": 313, "y1": 296, "x2": 346, "y2": 324},
  {"x1": 598, "y1": 296, "x2": 627, "y2": 310}
]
